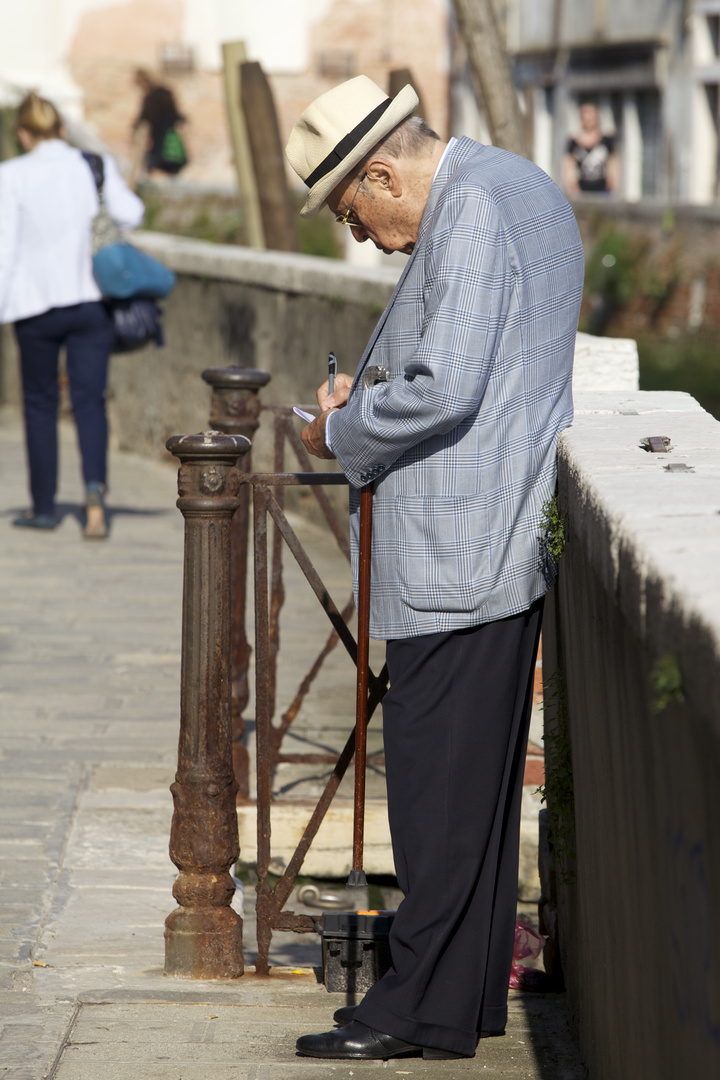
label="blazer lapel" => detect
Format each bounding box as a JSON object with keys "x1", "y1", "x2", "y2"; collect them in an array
[
  {"x1": 350, "y1": 138, "x2": 477, "y2": 393},
  {"x1": 351, "y1": 250, "x2": 419, "y2": 391}
]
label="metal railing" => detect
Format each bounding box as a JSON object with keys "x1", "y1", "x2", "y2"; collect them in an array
[
  {"x1": 250, "y1": 464, "x2": 387, "y2": 974},
  {"x1": 164, "y1": 368, "x2": 389, "y2": 977}
]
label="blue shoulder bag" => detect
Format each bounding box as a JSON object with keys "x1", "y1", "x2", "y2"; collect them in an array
[
  {"x1": 83, "y1": 152, "x2": 176, "y2": 300},
  {"x1": 83, "y1": 153, "x2": 172, "y2": 352}
]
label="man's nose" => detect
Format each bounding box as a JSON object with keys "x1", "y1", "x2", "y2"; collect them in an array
[{"x1": 350, "y1": 223, "x2": 368, "y2": 243}]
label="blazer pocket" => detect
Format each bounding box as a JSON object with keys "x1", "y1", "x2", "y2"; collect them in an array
[{"x1": 395, "y1": 494, "x2": 495, "y2": 613}]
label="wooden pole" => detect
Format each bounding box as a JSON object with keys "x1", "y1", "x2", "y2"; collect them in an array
[
  {"x1": 222, "y1": 41, "x2": 265, "y2": 250},
  {"x1": 240, "y1": 60, "x2": 300, "y2": 253},
  {"x1": 451, "y1": 0, "x2": 529, "y2": 158}
]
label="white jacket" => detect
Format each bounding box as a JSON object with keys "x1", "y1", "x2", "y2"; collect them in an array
[{"x1": 0, "y1": 139, "x2": 144, "y2": 323}]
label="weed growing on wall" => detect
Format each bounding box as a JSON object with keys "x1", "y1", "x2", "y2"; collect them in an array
[
  {"x1": 537, "y1": 668, "x2": 576, "y2": 885},
  {"x1": 539, "y1": 493, "x2": 566, "y2": 585}
]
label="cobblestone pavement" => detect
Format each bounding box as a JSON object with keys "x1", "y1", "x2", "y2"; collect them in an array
[{"x1": 0, "y1": 406, "x2": 586, "y2": 1080}]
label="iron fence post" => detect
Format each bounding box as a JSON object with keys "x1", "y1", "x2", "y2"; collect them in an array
[
  {"x1": 164, "y1": 430, "x2": 251, "y2": 978},
  {"x1": 202, "y1": 367, "x2": 271, "y2": 800}
]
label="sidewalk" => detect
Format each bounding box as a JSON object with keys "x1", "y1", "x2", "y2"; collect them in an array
[{"x1": 0, "y1": 406, "x2": 586, "y2": 1080}]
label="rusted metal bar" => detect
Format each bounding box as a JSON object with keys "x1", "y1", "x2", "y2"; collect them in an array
[
  {"x1": 164, "y1": 430, "x2": 251, "y2": 979},
  {"x1": 351, "y1": 484, "x2": 374, "y2": 882},
  {"x1": 267, "y1": 418, "x2": 287, "y2": 731},
  {"x1": 202, "y1": 367, "x2": 271, "y2": 800},
  {"x1": 251, "y1": 470, "x2": 390, "y2": 971},
  {"x1": 282, "y1": 414, "x2": 351, "y2": 561},
  {"x1": 249, "y1": 472, "x2": 349, "y2": 485},
  {"x1": 270, "y1": 596, "x2": 356, "y2": 755},
  {"x1": 263, "y1": 486, "x2": 358, "y2": 658},
  {"x1": 275, "y1": 752, "x2": 386, "y2": 766},
  {"x1": 254, "y1": 658, "x2": 390, "y2": 965},
  {"x1": 253, "y1": 481, "x2": 276, "y2": 974}
]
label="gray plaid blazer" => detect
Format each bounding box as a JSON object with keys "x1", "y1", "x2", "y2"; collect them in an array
[{"x1": 328, "y1": 137, "x2": 585, "y2": 639}]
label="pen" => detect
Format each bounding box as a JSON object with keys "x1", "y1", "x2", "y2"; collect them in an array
[{"x1": 328, "y1": 352, "x2": 337, "y2": 396}]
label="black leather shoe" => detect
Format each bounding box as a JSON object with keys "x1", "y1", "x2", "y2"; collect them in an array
[
  {"x1": 297, "y1": 1021, "x2": 419, "y2": 1059},
  {"x1": 297, "y1": 1020, "x2": 469, "y2": 1060},
  {"x1": 332, "y1": 1004, "x2": 357, "y2": 1025},
  {"x1": 332, "y1": 1004, "x2": 503, "y2": 1039}
]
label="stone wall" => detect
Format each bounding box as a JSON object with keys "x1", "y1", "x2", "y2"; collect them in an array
[
  {"x1": 0, "y1": 235, "x2": 401, "y2": 488},
  {"x1": 0, "y1": 233, "x2": 639, "y2": 472},
  {"x1": 542, "y1": 389, "x2": 720, "y2": 1078}
]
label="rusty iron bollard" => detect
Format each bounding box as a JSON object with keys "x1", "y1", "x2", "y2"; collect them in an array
[
  {"x1": 164, "y1": 430, "x2": 251, "y2": 978},
  {"x1": 202, "y1": 368, "x2": 271, "y2": 801}
]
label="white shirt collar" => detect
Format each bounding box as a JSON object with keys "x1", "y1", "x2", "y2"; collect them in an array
[{"x1": 433, "y1": 137, "x2": 457, "y2": 182}]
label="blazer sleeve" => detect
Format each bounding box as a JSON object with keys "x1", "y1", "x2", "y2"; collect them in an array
[{"x1": 328, "y1": 185, "x2": 512, "y2": 488}]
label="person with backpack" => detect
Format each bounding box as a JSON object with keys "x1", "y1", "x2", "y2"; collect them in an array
[{"x1": 130, "y1": 69, "x2": 189, "y2": 188}]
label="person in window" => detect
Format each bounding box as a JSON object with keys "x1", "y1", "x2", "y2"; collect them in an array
[
  {"x1": 562, "y1": 101, "x2": 619, "y2": 196},
  {"x1": 0, "y1": 92, "x2": 144, "y2": 536},
  {"x1": 129, "y1": 69, "x2": 188, "y2": 189}
]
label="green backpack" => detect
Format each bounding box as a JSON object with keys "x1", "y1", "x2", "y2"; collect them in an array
[{"x1": 160, "y1": 126, "x2": 188, "y2": 171}]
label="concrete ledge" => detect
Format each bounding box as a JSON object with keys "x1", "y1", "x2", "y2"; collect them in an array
[
  {"x1": 572, "y1": 332, "x2": 638, "y2": 393},
  {"x1": 561, "y1": 390, "x2": 720, "y2": 653},
  {"x1": 132, "y1": 231, "x2": 402, "y2": 306},
  {"x1": 545, "y1": 389, "x2": 720, "y2": 1079}
]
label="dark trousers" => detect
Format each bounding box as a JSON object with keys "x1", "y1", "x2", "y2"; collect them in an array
[
  {"x1": 354, "y1": 599, "x2": 543, "y2": 1057},
  {"x1": 15, "y1": 302, "x2": 113, "y2": 516}
]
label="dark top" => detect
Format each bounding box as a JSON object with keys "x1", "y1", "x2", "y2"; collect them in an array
[
  {"x1": 566, "y1": 135, "x2": 615, "y2": 192},
  {"x1": 135, "y1": 86, "x2": 186, "y2": 174}
]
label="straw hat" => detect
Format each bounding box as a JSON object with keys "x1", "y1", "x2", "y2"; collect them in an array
[{"x1": 285, "y1": 75, "x2": 419, "y2": 218}]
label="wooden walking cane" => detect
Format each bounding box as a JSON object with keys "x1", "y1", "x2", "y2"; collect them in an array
[{"x1": 347, "y1": 482, "x2": 373, "y2": 889}]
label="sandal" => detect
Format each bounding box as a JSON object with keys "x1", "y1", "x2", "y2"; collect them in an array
[{"x1": 83, "y1": 483, "x2": 108, "y2": 540}]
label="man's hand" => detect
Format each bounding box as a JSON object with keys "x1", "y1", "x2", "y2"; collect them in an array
[
  {"x1": 301, "y1": 410, "x2": 336, "y2": 459},
  {"x1": 317, "y1": 372, "x2": 353, "y2": 412},
  {"x1": 301, "y1": 371, "x2": 354, "y2": 460}
]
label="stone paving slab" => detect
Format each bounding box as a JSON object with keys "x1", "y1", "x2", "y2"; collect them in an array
[{"x1": 42, "y1": 991, "x2": 584, "y2": 1080}]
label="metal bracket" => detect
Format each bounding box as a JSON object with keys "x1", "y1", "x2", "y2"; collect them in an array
[
  {"x1": 362, "y1": 365, "x2": 390, "y2": 389},
  {"x1": 640, "y1": 436, "x2": 672, "y2": 453}
]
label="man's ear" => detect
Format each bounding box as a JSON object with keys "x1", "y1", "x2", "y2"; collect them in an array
[{"x1": 365, "y1": 159, "x2": 401, "y2": 197}]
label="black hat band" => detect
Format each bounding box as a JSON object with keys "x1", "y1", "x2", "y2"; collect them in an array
[{"x1": 304, "y1": 97, "x2": 394, "y2": 189}]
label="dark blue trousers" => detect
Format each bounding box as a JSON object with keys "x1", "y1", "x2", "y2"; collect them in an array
[
  {"x1": 354, "y1": 599, "x2": 543, "y2": 1057},
  {"x1": 15, "y1": 302, "x2": 113, "y2": 516}
]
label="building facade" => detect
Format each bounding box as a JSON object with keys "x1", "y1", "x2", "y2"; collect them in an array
[
  {"x1": 0, "y1": 0, "x2": 452, "y2": 187},
  {"x1": 507, "y1": 0, "x2": 720, "y2": 204}
]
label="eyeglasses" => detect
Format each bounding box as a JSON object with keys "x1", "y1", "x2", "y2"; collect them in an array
[{"x1": 336, "y1": 172, "x2": 366, "y2": 227}]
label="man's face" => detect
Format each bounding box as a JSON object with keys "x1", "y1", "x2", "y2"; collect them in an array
[{"x1": 328, "y1": 171, "x2": 419, "y2": 255}]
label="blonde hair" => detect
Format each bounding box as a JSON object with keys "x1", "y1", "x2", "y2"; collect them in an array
[{"x1": 16, "y1": 91, "x2": 62, "y2": 140}]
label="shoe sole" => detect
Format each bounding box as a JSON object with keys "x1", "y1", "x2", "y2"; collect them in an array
[{"x1": 297, "y1": 1045, "x2": 469, "y2": 1060}]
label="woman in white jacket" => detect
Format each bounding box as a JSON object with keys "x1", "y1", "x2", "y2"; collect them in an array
[{"x1": 0, "y1": 92, "x2": 144, "y2": 537}]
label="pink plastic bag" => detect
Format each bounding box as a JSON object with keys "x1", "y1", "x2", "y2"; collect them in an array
[{"x1": 509, "y1": 919, "x2": 549, "y2": 991}]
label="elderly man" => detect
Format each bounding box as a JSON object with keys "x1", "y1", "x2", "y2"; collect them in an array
[{"x1": 285, "y1": 76, "x2": 584, "y2": 1061}]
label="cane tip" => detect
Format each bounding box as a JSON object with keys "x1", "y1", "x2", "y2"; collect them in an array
[{"x1": 346, "y1": 869, "x2": 368, "y2": 889}]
